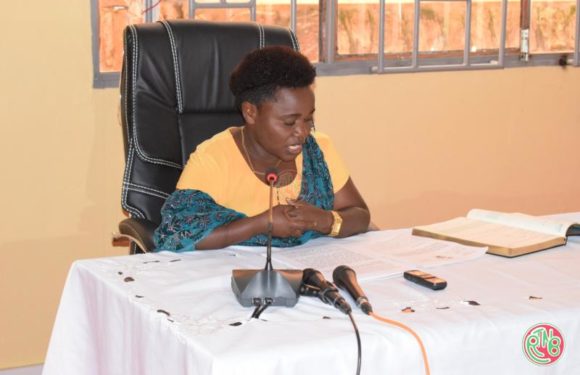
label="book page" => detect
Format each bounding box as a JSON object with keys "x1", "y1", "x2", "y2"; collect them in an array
[
  {"x1": 540, "y1": 212, "x2": 580, "y2": 236},
  {"x1": 416, "y1": 217, "x2": 562, "y2": 250},
  {"x1": 467, "y1": 209, "x2": 575, "y2": 238}
]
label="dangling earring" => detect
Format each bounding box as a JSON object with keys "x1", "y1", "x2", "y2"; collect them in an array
[{"x1": 311, "y1": 121, "x2": 316, "y2": 132}]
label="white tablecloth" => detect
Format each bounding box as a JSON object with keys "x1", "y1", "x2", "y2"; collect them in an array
[{"x1": 43, "y1": 213, "x2": 580, "y2": 375}]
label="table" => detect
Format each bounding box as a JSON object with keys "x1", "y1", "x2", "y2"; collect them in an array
[{"x1": 43, "y1": 213, "x2": 580, "y2": 375}]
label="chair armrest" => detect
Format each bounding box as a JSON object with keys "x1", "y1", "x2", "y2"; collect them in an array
[{"x1": 118, "y1": 218, "x2": 158, "y2": 253}]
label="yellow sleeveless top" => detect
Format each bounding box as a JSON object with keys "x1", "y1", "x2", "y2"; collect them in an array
[{"x1": 176, "y1": 127, "x2": 349, "y2": 217}]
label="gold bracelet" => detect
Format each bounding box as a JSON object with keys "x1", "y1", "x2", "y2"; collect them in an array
[{"x1": 329, "y1": 210, "x2": 343, "y2": 237}]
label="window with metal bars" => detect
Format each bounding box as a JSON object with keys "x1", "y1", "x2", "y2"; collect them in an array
[{"x1": 92, "y1": 0, "x2": 579, "y2": 88}]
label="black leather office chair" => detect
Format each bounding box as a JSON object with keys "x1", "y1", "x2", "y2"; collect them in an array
[{"x1": 118, "y1": 20, "x2": 300, "y2": 254}]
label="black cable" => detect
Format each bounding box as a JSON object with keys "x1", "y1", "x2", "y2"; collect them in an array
[
  {"x1": 251, "y1": 300, "x2": 272, "y2": 319},
  {"x1": 253, "y1": 304, "x2": 268, "y2": 319},
  {"x1": 348, "y1": 312, "x2": 362, "y2": 375},
  {"x1": 251, "y1": 304, "x2": 262, "y2": 319}
]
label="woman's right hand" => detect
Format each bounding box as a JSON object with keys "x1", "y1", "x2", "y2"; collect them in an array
[
  {"x1": 197, "y1": 204, "x2": 306, "y2": 250},
  {"x1": 268, "y1": 205, "x2": 308, "y2": 238}
]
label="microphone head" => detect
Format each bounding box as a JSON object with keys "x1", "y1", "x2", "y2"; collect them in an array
[
  {"x1": 265, "y1": 168, "x2": 279, "y2": 184},
  {"x1": 300, "y1": 269, "x2": 320, "y2": 296},
  {"x1": 302, "y1": 268, "x2": 318, "y2": 283},
  {"x1": 333, "y1": 265, "x2": 373, "y2": 315},
  {"x1": 332, "y1": 265, "x2": 355, "y2": 288}
]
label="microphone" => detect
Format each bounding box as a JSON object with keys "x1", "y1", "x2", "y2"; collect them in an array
[
  {"x1": 264, "y1": 168, "x2": 279, "y2": 271},
  {"x1": 301, "y1": 268, "x2": 352, "y2": 314},
  {"x1": 231, "y1": 168, "x2": 302, "y2": 308},
  {"x1": 333, "y1": 265, "x2": 373, "y2": 315},
  {"x1": 265, "y1": 169, "x2": 279, "y2": 184}
]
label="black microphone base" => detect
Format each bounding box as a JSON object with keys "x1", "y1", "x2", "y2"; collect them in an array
[{"x1": 231, "y1": 269, "x2": 303, "y2": 307}]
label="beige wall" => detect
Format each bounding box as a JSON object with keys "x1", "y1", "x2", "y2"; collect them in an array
[
  {"x1": 317, "y1": 69, "x2": 580, "y2": 227},
  {"x1": 1, "y1": 0, "x2": 579, "y2": 369}
]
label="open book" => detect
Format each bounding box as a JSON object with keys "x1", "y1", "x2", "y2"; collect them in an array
[{"x1": 412, "y1": 209, "x2": 580, "y2": 257}]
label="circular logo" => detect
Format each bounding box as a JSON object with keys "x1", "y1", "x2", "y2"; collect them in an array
[{"x1": 522, "y1": 323, "x2": 564, "y2": 365}]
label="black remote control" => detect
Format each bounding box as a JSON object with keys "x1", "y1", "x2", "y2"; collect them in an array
[{"x1": 403, "y1": 270, "x2": 447, "y2": 290}]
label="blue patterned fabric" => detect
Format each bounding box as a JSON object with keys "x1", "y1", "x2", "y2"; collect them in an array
[{"x1": 153, "y1": 135, "x2": 334, "y2": 252}]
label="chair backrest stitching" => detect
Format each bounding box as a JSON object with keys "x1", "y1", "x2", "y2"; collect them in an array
[
  {"x1": 121, "y1": 146, "x2": 131, "y2": 214},
  {"x1": 258, "y1": 24, "x2": 264, "y2": 49},
  {"x1": 288, "y1": 29, "x2": 296, "y2": 50},
  {"x1": 289, "y1": 29, "x2": 300, "y2": 51},
  {"x1": 130, "y1": 24, "x2": 138, "y2": 141},
  {"x1": 121, "y1": 144, "x2": 146, "y2": 219},
  {"x1": 128, "y1": 24, "x2": 183, "y2": 170},
  {"x1": 120, "y1": 27, "x2": 135, "y2": 217},
  {"x1": 161, "y1": 21, "x2": 183, "y2": 114},
  {"x1": 120, "y1": 33, "x2": 141, "y2": 219},
  {"x1": 127, "y1": 187, "x2": 170, "y2": 200},
  {"x1": 125, "y1": 182, "x2": 170, "y2": 197},
  {"x1": 122, "y1": 27, "x2": 132, "y2": 151},
  {"x1": 121, "y1": 143, "x2": 136, "y2": 216}
]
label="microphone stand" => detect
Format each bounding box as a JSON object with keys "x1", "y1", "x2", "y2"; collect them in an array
[
  {"x1": 231, "y1": 169, "x2": 303, "y2": 307},
  {"x1": 265, "y1": 174, "x2": 274, "y2": 271}
]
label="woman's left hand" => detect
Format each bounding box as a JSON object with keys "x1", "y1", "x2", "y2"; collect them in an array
[{"x1": 285, "y1": 199, "x2": 333, "y2": 234}]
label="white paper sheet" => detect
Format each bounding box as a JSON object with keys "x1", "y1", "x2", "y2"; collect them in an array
[{"x1": 271, "y1": 230, "x2": 487, "y2": 280}]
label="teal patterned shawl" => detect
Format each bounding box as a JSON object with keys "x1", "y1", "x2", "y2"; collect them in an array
[{"x1": 153, "y1": 135, "x2": 334, "y2": 252}]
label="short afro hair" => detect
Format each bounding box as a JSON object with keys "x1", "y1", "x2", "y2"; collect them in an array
[{"x1": 229, "y1": 45, "x2": 316, "y2": 109}]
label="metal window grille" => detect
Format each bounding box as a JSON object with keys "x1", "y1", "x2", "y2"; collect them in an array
[{"x1": 92, "y1": 0, "x2": 580, "y2": 88}]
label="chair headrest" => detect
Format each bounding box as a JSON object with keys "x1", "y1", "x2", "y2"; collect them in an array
[{"x1": 160, "y1": 20, "x2": 299, "y2": 113}]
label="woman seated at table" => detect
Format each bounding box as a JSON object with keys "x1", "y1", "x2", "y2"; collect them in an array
[{"x1": 154, "y1": 46, "x2": 370, "y2": 251}]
